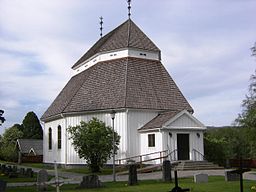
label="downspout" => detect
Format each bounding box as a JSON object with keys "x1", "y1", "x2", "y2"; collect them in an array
[
  {"x1": 61, "y1": 113, "x2": 67, "y2": 167},
  {"x1": 40, "y1": 121, "x2": 45, "y2": 164}
]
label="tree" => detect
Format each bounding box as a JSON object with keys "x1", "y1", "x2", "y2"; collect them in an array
[
  {"x1": 12, "y1": 123, "x2": 24, "y2": 133},
  {"x1": 22, "y1": 111, "x2": 43, "y2": 139},
  {"x1": 68, "y1": 117, "x2": 120, "y2": 172},
  {"x1": 0, "y1": 125, "x2": 23, "y2": 161},
  {"x1": 236, "y1": 70, "x2": 256, "y2": 157},
  {"x1": 204, "y1": 126, "x2": 251, "y2": 166}
]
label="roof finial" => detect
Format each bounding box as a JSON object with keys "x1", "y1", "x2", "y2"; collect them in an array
[
  {"x1": 99, "y1": 16, "x2": 103, "y2": 37},
  {"x1": 127, "y1": 0, "x2": 131, "y2": 19}
]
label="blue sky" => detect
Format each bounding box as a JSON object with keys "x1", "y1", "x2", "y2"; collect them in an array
[{"x1": 0, "y1": 0, "x2": 255, "y2": 132}]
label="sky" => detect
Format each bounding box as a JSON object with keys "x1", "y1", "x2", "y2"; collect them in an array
[{"x1": 0, "y1": 0, "x2": 255, "y2": 132}]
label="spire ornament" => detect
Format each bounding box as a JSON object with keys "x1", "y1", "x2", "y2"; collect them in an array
[
  {"x1": 127, "y1": 0, "x2": 131, "y2": 19},
  {"x1": 99, "y1": 16, "x2": 103, "y2": 37}
]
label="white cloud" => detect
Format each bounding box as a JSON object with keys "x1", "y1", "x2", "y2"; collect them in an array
[{"x1": 191, "y1": 88, "x2": 246, "y2": 126}]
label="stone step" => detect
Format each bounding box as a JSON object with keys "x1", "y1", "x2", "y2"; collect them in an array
[
  {"x1": 117, "y1": 164, "x2": 161, "y2": 175},
  {"x1": 173, "y1": 161, "x2": 223, "y2": 171},
  {"x1": 117, "y1": 161, "x2": 223, "y2": 175}
]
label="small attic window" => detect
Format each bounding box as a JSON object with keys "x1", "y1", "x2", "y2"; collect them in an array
[{"x1": 140, "y1": 53, "x2": 147, "y2": 56}]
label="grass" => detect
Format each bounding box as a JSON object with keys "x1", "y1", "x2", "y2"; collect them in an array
[
  {"x1": 20, "y1": 162, "x2": 53, "y2": 170},
  {"x1": 6, "y1": 176, "x2": 256, "y2": 192},
  {"x1": 0, "y1": 173, "x2": 36, "y2": 183},
  {"x1": 0, "y1": 160, "x2": 120, "y2": 175},
  {"x1": 0, "y1": 171, "x2": 55, "y2": 183},
  {"x1": 60, "y1": 166, "x2": 127, "y2": 175}
]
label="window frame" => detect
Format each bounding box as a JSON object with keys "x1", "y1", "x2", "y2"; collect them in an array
[
  {"x1": 57, "y1": 125, "x2": 61, "y2": 149},
  {"x1": 48, "y1": 127, "x2": 52, "y2": 150},
  {"x1": 148, "y1": 134, "x2": 155, "y2": 147}
]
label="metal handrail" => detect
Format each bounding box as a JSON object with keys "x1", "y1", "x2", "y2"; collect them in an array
[
  {"x1": 116, "y1": 150, "x2": 168, "y2": 165},
  {"x1": 167, "y1": 149, "x2": 178, "y2": 161},
  {"x1": 192, "y1": 148, "x2": 206, "y2": 161}
]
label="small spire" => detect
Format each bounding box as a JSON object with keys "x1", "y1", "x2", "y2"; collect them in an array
[
  {"x1": 99, "y1": 16, "x2": 103, "y2": 37},
  {"x1": 127, "y1": 0, "x2": 131, "y2": 19}
]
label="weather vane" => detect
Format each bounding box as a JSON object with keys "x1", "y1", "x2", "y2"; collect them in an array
[
  {"x1": 100, "y1": 16, "x2": 103, "y2": 37},
  {"x1": 127, "y1": 0, "x2": 131, "y2": 18}
]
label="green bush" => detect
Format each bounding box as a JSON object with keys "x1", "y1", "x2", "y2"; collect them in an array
[{"x1": 0, "y1": 143, "x2": 18, "y2": 162}]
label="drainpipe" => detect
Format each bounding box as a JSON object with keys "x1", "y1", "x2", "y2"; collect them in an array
[
  {"x1": 40, "y1": 121, "x2": 45, "y2": 164},
  {"x1": 61, "y1": 113, "x2": 67, "y2": 167}
]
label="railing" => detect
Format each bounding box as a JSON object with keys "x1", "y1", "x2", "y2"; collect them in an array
[
  {"x1": 116, "y1": 150, "x2": 168, "y2": 166},
  {"x1": 116, "y1": 149, "x2": 205, "y2": 166},
  {"x1": 192, "y1": 149, "x2": 206, "y2": 161},
  {"x1": 168, "y1": 149, "x2": 178, "y2": 161}
]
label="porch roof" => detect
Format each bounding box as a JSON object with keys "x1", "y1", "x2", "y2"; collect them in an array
[
  {"x1": 138, "y1": 110, "x2": 179, "y2": 131},
  {"x1": 138, "y1": 110, "x2": 206, "y2": 131}
]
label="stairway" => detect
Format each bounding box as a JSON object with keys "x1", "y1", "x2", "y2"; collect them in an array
[
  {"x1": 172, "y1": 160, "x2": 223, "y2": 171},
  {"x1": 117, "y1": 161, "x2": 222, "y2": 175}
]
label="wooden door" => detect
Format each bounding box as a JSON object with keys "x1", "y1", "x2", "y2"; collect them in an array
[{"x1": 177, "y1": 134, "x2": 190, "y2": 160}]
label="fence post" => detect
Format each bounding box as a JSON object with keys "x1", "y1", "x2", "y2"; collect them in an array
[{"x1": 140, "y1": 156, "x2": 142, "y2": 168}]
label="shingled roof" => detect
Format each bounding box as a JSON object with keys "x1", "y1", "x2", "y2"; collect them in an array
[
  {"x1": 16, "y1": 139, "x2": 43, "y2": 155},
  {"x1": 72, "y1": 19, "x2": 160, "y2": 69},
  {"x1": 139, "y1": 110, "x2": 206, "y2": 131},
  {"x1": 41, "y1": 19, "x2": 193, "y2": 121},
  {"x1": 41, "y1": 57, "x2": 192, "y2": 121},
  {"x1": 138, "y1": 111, "x2": 180, "y2": 131}
]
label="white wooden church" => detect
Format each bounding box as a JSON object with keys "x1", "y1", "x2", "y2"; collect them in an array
[{"x1": 41, "y1": 18, "x2": 206, "y2": 165}]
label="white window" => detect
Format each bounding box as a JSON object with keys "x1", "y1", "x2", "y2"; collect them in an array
[{"x1": 148, "y1": 134, "x2": 155, "y2": 147}]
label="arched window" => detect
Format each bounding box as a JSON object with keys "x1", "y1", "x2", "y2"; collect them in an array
[
  {"x1": 48, "y1": 128, "x2": 52, "y2": 150},
  {"x1": 57, "y1": 125, "x2": 61, "y2": 149}
]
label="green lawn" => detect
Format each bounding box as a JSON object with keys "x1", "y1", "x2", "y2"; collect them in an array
[
  {"x1": 1, "y1": 161, "x2": 124, "y2": 175},
  {"x1": 6, "y1": 176, "x2": 256, "y2": 192},
  {"x1": 0, "y1": 173, "x2": 36, "y2": 183},
  {"x1": 60, "y1": 166, "x2": 126, "y2": 175},
  {"x1": 20, "y1": 162, "x2": 53, "y2": 170}
]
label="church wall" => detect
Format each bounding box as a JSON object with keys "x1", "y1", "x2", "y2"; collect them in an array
[
  {"x1": 190, "y1": 131, "x2": 204, "y2": 161},
  {"x1": 140, "y1": 131, "x2": 163, "y2": 164},
  {"x1": 126, "y1": 110, "x2": 158, "y2": 158},
  {"x1": 45, "y1": 111, "x2": 128, "y2": 165},
  {"x1": 66, "y1": 111, "x2": 127, "y2": 164},
  {"x1": 162, "y1": 130, "x2": 204, "y2": 161},
  {"x1": 43, "y1": 118, "x2": 66, "y2": 164}
]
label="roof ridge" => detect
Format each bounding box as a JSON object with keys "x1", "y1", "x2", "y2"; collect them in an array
[
  {"x1": 162, "y1": 67, "x2": 194, "y2": 113},
  {"x1": 72, "y1": 19, "x2": 160, "y2": 69},
  {"x1": 61, "y1": 69, "x2": 93, "y2": 114},
  {"x1": 145, "y1": 59, "x2": 162, "y2": 108},
  {"x1": 127, "y1": 19, "x2": 131, "y2": 47},
  {"x1": 72, "y1": 20, "x2": 128, "y2": 69},
  {"x1": 138, "y1": 110, "x2": 180, "y2": 131},
  {"x1": 124, "y1": 57, "x2": 129, "y2": 107}
]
